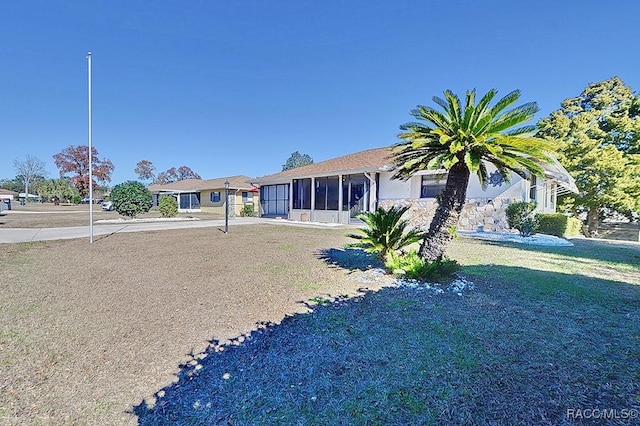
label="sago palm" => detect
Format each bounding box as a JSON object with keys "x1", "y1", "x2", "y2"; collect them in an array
[
  {"x1": 346, "y1": 205, "x2": 424, "y2": 261},
  {"x1": 392, "y1": 89, "x2": 555, "y2": 262}
]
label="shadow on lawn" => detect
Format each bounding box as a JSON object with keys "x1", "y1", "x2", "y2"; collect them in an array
[
  {"x1": 131, "y1": 264, "x2": 640, "y2": 425},
  {"x1": 315, "y1": 247, "x2": 383, "y2": 271}
]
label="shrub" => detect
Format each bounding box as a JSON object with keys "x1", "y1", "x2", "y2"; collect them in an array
[
  {"x1": 242, "y1": 204, "x2": 255, "y2": 217},
  {"x1": 505, "y1": 201, "x2": 538, "y2": 237},
  {"x1": 346, "y1": 206, "x2": 424, "y2": 261},
  {"x1": 110, "y1": 181, "x2": 152, "y2": 218},
  {"x1": 72, "y1": 195, "x2": 82, "y2": 204},
  {"x1": 565, "y1": 217, "x2": 583, "y2": 236},
  {"x1": 158, "y1": 195, "x2": 178, "y2": 218},
  {"x1": 535, "y1": 214, "x2": 583, "y2": 237},
  {"x1": 385, "y1": 250, "x2": 460, "y2": 281}
]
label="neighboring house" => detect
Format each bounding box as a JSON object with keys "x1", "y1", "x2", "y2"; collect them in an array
[
  {"x1": 252, "y1": 147, "x2": 578, "y2": 232},
  {"x1": 0, "y1": 188, "x2": 18, "y2": 211},
  {"x1": 148, "y1": 175, "x2": 259, "y2": 216},
  {"x1": 0, "y1": 189, "x2": 19, "y2": 201}
]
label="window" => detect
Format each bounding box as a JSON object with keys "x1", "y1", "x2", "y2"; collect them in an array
[
  {"x1": 179, "y1": 192, "x2": 200, "y2": 210},
  {"x1": 421, "y1": 174, "x2": 446, "y2": 198},
  {"x1": 210, "y1": 191, "x2": 221, "y2": 203},
  {"x1": 293, "y1": 178, "x2": 311, "y2": 209},
  {"x1": 260, "y1": 184, "x2": 289, "y2": 216},
  {"x1": 315, "y1": 176, "x2": 339, "y2": 210},
  {"x1": 529, "y1": 175, "x2": 537, "y2": 201},
  {"x1": 242, "y1": 191, "x2": 251, "y2": 203}
]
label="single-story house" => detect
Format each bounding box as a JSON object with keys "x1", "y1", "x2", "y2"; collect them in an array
[
  {"x1": 252, "y1": 146, "x2": 578, "y2": 232},
  {"x1": 0, "y1": 188, "x2": 18, "y2": 211},
  {"x1": 148, "y1": 175, "x2": 259, "y2": 216},
  {"x1": 0, "y1": 189, "x2": 19, "y2": 201}
]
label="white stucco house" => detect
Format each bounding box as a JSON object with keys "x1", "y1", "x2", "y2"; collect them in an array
[{"x1": 252, "y1": 146, "x2": 578, "y2": 232}]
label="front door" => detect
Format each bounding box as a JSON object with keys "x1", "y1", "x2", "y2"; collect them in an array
[{"x1": 349, "y1": 181, "x2": 366, "y2": 218}]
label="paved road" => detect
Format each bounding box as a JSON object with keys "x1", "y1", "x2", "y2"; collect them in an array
[
  {"x1": 0, "y1": 218, "x2": 264, "y2": 243},
  {"x1": 0, "y1": 217, "x2": 348, "y2": 243}
]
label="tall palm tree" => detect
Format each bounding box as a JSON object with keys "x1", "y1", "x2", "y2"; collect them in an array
[{"x1": 392, "y1": 89, "x2": 555, "y2": 262}]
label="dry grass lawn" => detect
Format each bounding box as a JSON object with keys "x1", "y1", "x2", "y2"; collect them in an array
[
  {"x1": 0, "y1": 203, "x2": 223, "y2": 228},
  {"x1": 1, "y1": 225, "x2": 383, "y2": 425}
]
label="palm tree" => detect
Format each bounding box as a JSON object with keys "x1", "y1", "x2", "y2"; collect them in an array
[
  {"x1": 392, "y1": 89, "x2": 555, "y2": 262},
  {"x1": 346, "y1": 205, "x2": 424, "y2": 261}
]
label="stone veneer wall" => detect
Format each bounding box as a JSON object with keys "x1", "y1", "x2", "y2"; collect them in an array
[{"x1": 379, "y1": 198, "x2": 520, "y2": 232}]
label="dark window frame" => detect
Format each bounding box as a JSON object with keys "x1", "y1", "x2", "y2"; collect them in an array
[
  {"x1": 420, "y1": 174, "x2": 447, "y2": 199},
  {"x1": 293, "y1": 178, "x2": 311, "y2": 209}
]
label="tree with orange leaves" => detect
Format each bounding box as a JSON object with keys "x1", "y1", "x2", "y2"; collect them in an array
[{"x1": 53, "y1": 145, "x2": 114, "y2": 197}]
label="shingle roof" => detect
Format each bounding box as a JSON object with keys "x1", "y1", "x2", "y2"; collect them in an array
[
  {"x1": 0, "y1": 188, "x2": 19, "y2": 196},
  {"x1": 253, "y1": 146, "x2": 393, "y2": 183},
  {"x1": 148, "y1": 175, "x2": 256, "y2": 193}
]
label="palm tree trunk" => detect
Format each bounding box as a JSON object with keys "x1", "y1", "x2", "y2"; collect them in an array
[{"x1": 419, "y1": 162, "x2": 470, "y2": 262}]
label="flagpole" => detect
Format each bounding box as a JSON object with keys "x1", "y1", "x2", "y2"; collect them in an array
[{"x1": 87, "y1": 51, "x2": 94, "y2": 243}]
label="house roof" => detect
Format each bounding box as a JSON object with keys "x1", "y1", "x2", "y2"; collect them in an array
[
  {"x1": 540, "y1": 158, "x2": 579, "y2": 194},
  {"x1": 148, "y1": 175, "x2": 257, "y2": 193},
  {"x1": 252, "y1": 145, "x2": 579, "y2": 194},
  {"x1": 0, "y1": 188, "x2": 19, "y2": 196},
  {"x1": 253, "y1": 147, "x2": 393, "y2": 183}
]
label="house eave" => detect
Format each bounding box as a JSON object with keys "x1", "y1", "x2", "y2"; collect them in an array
[{"x1": 253, "y1": 166, "x2": 389, "y2": 185}]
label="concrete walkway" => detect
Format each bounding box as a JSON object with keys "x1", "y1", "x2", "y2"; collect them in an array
[{"x1": 0, "y1": 217, "x2": 349, "y2": 244}]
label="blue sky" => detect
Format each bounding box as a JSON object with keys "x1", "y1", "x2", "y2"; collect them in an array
[{"x1": 1, "y1": 1, "x2": 639, "y2": 184}]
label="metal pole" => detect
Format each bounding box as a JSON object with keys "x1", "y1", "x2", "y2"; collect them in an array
[
  {"x1": 87, "y1": 51, "x2": 93, "y2": 243},
  {"x1": 224, "y1": 181, "x2": 230, "y2": 234}
]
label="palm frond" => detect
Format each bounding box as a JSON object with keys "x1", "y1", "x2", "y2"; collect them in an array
[
  {"x1": 476, "y1": 161, "x2": 489, "y2": 189},
  {"x1": 487, "y1": 102, "x2": 539, "y2": 134},
  {"x1": 444, "y1": 90, "x2": 462, "y2": 123},
  {"x1": 488, "y1": 90, "x2": 521, "y2": 117},
  {"x1": 392, "y1": 87, "x2": 554, "y2": 194},
  {"x1": 346, "y1": 206, "x2": 424, "y2": 260},
  {"x1": 462, "y1": 89, "x2": 477, "y2": 130}
]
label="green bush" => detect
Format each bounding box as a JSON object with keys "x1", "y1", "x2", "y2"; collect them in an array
[
  {"x1": 385, "y1": 250, "x2": 460, "y2": 281},
  {"x1": 242, "y1": 203, "x2": 255, "y2": 217},
  {"x1": 158, "y1": 195, "x2": 178, "y2": 218},
  {"x1": 505, "y1": 201, "x2": 538, "y2": 237},
  {"x1": 346, "y1": 206, "x2": 424, "y2": 261},
  {"x1": 72, "y1": 195, "x2": 82, "y2": 204},
  {"x1": 535, "y1": 214, "x2": 583, "y2": 237},
  {"x1": 110, "y1": 181, "x2": 153, "y2": 218},
  {"x1": 566, "y1": 217, "x2": 583, "y2": 236}
]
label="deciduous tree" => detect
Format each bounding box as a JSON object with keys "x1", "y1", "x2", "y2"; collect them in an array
[
  {"x1": 134, "y1": 160, "x2": 156, "y2": 182},
  {"x1": 153, "y1": 166, "x2": 201, "y2": 184},
  {"x1": 53, "y1": 145, "x2": 114, "y2": 197},
  {"x1": 537, "y1": 77, "x2": 640, "y2": 236},
  {"x1": 13, "y1": 155, "x2": 47, "y2": 198},
  {"x1": 392, "y1": 89, "x2": 554, "y2": 262}
]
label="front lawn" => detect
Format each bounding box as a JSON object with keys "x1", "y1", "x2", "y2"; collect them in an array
[
  {"x1": 135, "y1": 236, "x2": 640, "y2": 425},
  {"x1": 1, "y1": 226, "x2": 638, "y2": 425}
]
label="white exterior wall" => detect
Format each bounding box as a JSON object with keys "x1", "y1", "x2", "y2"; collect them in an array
[
  {"x1": 265, "y1": 167, "x2": 559, "y2": 228},
  {"x1": 377, "y1": 170, "x2": 528, "y2": 202},
  {"x1": 376, "y1": 169, "x2": 552, "y2": 232}
]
